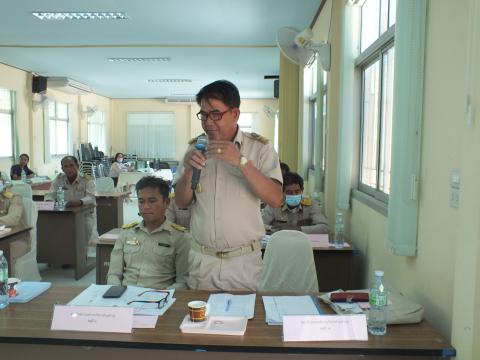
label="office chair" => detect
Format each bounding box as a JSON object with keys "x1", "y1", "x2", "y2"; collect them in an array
[{"x1": 258, "y1": 230, "x2": 318, "y2": 293}]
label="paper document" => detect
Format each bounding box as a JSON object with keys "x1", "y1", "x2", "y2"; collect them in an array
[
  {"x1": 133, "y1": 315, "x2": 158, "y2": 328},
  {"x1": 9, "y1": 281, "x2": 51, "y2": 303},
  {"x1": 263, "y1": 295, "x2": 323, "y2": 325},
  {"x1": 207, "y1": 293, "x2": 256, "y2": 319},
  {"x1": 283, "y1": 314, "x2": 368, "y2": 341},
  {"x1": 68, "y1": 284, "x2": 175, "y2": 316}
]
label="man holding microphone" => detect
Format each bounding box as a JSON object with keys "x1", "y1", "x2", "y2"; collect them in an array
[{"x1": 174, "y1": 80, "x2": 283, "y2": 291}]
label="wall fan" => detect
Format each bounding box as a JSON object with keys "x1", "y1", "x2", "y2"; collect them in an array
[
  {"x1": 276, "y1": 27, "x2": 331, "y2": 71},
  {"x1": 83, "y1": 105, "x2": 99, "y2": 117}
]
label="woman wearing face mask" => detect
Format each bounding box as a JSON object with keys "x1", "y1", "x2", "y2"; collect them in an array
[
  {"x1": 261, "y1": 172, "x2": 329, "y2": 234},
  {"x1": 109, "y1": 153, "x2": 132, "y2": 187}
]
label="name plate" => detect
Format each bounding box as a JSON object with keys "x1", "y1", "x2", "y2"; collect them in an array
[
  {"x1": 35, "y1": 201, "x2": 55, "y2": 211},
  {"x1": 283, "y1": 315, "x2": 368, "y2": 341},
  {"x1": 51, "y1": 305, "x2": 133, "y2": 333}
]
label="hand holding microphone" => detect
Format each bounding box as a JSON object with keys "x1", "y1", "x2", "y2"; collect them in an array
[{"x1": 190, "y1": 135, "x2": 208, "y2": 191}]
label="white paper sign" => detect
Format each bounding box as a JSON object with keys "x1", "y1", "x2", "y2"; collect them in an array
[
  {"x1": 51, "y1": 305, "x2": 133, "y2": 333},
  {"x1": 283, "y1": 315, "x2": 368, "y2": 341},
  {"x1": 35, "y1": 201, "x2": 55, "y2": 211}
]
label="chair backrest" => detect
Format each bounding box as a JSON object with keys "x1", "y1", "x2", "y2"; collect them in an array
[
  {"x1": 258, "y1": 230, "x2": 319, "y2": 293},
  {"x1": 95, "y1": 177, "x2": 115, "y2": 192},
  {"x1": 11, "y1": 183, "x2": 33, "y2": 199}
]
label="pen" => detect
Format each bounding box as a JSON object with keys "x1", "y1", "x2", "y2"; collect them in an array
[{"x1": 225, "y1": 299, "x2": 232, "y2": 312}]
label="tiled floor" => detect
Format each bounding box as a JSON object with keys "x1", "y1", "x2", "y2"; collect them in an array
[{"x1": 38, "y1": 198, "x2": 142, "y2": 286}]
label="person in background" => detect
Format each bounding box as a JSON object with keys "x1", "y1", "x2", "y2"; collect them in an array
[
  {"x1": 262, "y1": 172, "x2": 329, "y2": 234},
  {"x1": 107, "y1": 176, "x2": 190, "y2": 289},
  {"x1": 44, "y1": 156, "x2": 97, "y2": 241},
  {"x1": 10, "y1": 153, "x2": 34, "y2": 180},
  {"x1": 174, "y1": 80, "x2": 283, "y2": 291},
  {"x1": 109, "y1": 152, "x2": 133, "y2": 187},
  {"x1": 0, "y1": 179, "x2": 30, "y2": 276}
]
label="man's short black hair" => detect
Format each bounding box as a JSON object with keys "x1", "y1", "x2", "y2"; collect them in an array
[
  {"x1": 19, "y1": 153, "x2": 29, "y2": 161},
  {"x1": 136, "y1": 176, "x2": 170, "y2": 200},
  {"x1": 196, "y1": 80, "x2": 241, "y2": 108},
  {"x1": 280, "y1": 162, "x2": 290, "y2": 174},
  {"x1": 61, "y1": 155, "x2": 79, "y2": 167},
  {"x1": 283, "y1": 172, "x2": 304, "y2": 191}
]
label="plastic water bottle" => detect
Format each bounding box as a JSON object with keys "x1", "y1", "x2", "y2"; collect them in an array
[
  {"x1": 0, "y1": 250, "x2": 8, "y2": 309},
  {"x1": 21, "y1": 169, "x2": 27, "y2": 182},
  {"x1": 334, "y1": 212, "x2": 345, "y2": 249},
  {"x1": 368, "y1": 270, "x2": 388, "y2": 335},
  {"x1": 57, "y1": 186, "x2": 65, "y2": 210}
]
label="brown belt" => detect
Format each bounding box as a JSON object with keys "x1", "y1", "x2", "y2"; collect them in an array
[{"x1": 192, "y1": 239, "x2": 261, "y2": 259}]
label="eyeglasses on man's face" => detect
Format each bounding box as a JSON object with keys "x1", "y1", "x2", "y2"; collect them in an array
[
  {"x1": 196, "y1": 108, "x2": 232, "y2": 121},
  {"x1": 127, "y1": 290, "x2": 170, "y2": 309}
]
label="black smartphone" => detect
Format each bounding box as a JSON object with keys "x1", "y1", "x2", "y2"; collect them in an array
[{"x1": 102, "y1": 285, "x2": 127, "y2": 298}]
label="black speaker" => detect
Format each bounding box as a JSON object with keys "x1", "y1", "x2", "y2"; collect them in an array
[
  {"x1": 32, "y1": 76, "x2": 47, "y2": 94},
  {"x1": 273, "y1": 79, "x2": 279, "y2": 99}
]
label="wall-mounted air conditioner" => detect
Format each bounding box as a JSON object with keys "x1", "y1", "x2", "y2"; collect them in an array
[
  {"x1": 47, "y1": 77, "x2": 91, "y2": 95},
  {"x1": 159, "y1": 97, "x2": 196, "y2": 103}
]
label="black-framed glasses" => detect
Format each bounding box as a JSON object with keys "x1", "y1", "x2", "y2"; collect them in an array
[
  {"x1": 127, "y1": 290, "x2": 170, "y2": 309},
  {"x1": 196, "y1": 108, "x2": 232, "y2": 121}
]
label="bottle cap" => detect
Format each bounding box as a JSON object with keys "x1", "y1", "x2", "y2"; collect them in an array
[{"x1": 374, "y1": 270, "x2": 384, "y2": 277}]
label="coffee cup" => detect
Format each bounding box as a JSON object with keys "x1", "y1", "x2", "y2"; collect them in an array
[{"x1": 187, "y1": 300, "x2": 210, "y2": 322}]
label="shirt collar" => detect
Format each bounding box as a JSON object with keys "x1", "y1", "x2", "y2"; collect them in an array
[
  {"x1": 137, "y1": 218, "x2": 172, "y2": 234},
  {"x1": 233, "y1": 126, "x2": 244, "y2": 150},
  {"x1": 282, "y1": 202, "x2": 303, "y2": 213}
]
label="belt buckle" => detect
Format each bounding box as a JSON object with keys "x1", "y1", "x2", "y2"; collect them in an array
[{"x1": 216, "y1": 251, "x2": 227, "y2": 259}]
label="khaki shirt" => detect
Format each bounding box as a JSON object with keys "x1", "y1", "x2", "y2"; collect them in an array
[
  {"x1": 44, "y1": 173, "x2": 96, "y2": 205},
  {"x1": 262, "y1": 198, "x2": 329, "y2": 234},
  {"x1": 175, "y1": 129, "x2": 282, "y2": 290},
  {"x1": 107, "y1": 219, "x2": 190, "y2": 290},
  {"x1": 0, "y1": 192, "x2": 23, "y2": 227},
  {"x1": 166, "y1": 200, "x2": 191, "y2": 229}
]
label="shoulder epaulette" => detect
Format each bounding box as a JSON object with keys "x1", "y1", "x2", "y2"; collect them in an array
[
  {"x1": 3, "y1": 190, "x2": 14, "y2": 199},
  {"x1": 169, "y1": 192, "x2": 176, "y2": 199},
  {"x1": 301, "y1": 198, "x2": 312, "y2": 206},
  {"x1": 84, "y1": 174, "x2": 92, "y2": 181},
  {"x1": 188, "y1": 133, "x2": 206, "y2": 145},
  {"x1": 122, "y1": 221, "x2": 139, "y2": 229},
  {"x1": 245, "y1": 132, "x2": 269, "y2": 144},
  {"x1": 171, "y1": 223, "x2": 187, "y2": 232}
]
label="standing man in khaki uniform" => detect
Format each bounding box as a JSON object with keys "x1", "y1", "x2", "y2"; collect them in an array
[
  {"x1": 262, "y1": 172, "x2": 329, "y2": 234},
  {"x1": 107, "y1": 176, "x2": 190, "y2": 289},
  {"x1": 175, "y1": 80, "x2": 283, "y2": 291},
  {"x1": 44, "y1": 156, "x2": 97, "y2": 242}
]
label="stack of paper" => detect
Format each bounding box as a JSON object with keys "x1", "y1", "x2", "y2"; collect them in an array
[
  {"x1": 68, "y1": 284, "x2": 175, "y2": 316},
  {"x1": 207, "y1": 293, "x2": 256, "y2": 319},
  {"x1": 9, "y1": 282, "x2": 51, "y2": 303},
  {"x1": 263, "y1": 295, "x2": 323, "y2": 325},
  {"x1": 179, "y1": 315, "x2": 248, "y2": 335}
]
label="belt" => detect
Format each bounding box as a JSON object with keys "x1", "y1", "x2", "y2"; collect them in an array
[{"x1": 192, "y1": 239, "x2": 261, "y2": 259}]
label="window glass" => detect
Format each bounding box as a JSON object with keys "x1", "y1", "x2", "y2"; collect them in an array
[
  {"x1": 360, "y1": 60, "x2": 380, "y2": 189},
  {"x1": 238, "y1": 113, "x2": 254, "y2": 133},
  {"x1": 361, "y1": 0, "x2": 380, "y2": 52},
  {"x1": 0, "y1": 89, "x2": 13, "y2": 157},
  {"x1": 88, "y1": 111, "x2": 106, "y2": 152},
  {"x1": 49, "y1": 102, "x2": 69, "y2": 156}
]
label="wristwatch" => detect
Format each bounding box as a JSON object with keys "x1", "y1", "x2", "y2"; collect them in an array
[{"x1": 239, "y1": 155, "x2": 248, "y2": 168}]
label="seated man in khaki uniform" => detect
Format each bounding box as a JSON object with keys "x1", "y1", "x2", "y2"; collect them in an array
[
  {"x1": 107, "y1": 176, "x2": 190, "y2": 290},
  {"x1": 44, "y1": 155, "x2": 97, "y2": 242},
  {"x1": 262, "y1": 172, "x2": 329, "y2": 234},
  {"x1": 0, "y1": 179, "x2": 30, "y2": 275}
]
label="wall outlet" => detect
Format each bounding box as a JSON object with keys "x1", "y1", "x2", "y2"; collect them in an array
[{"x1": 449, "y1": 169, "x2": 461, "y2": 208}]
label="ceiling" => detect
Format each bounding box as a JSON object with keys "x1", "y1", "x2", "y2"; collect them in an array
[{"x1": 0, "y1": 0, "x2": 320, "y2": 99}]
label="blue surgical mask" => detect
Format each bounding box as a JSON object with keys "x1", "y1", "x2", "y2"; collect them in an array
[
  {"x1": 117, "y1": 158, "x2": 123, "y2": 163},
  {"x1": 285, "y1": 194, "x2": 302, "y2": 207}
]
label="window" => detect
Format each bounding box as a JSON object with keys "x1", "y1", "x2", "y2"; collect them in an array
[
  {"x1": 48, "y1": 101, "x2": 70, "y2": 156},
  {"x1": 238, "y1": 113, "x2": 255, "y2": 133},
  {"x1": 87, "y1": 110, "x2": 106, "y2": 152},
  {"x1": 127, "y1": 112, "x2": 175, "y2": 159},
  {"x1": 0, "y1": 88, "x2": 14, "y2": 157},
  {"x1": 357, "y1": 0, "x2": 396, "y2": 201}
]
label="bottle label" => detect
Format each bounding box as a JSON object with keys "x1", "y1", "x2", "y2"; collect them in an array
[{"x1": 370, "y1": 292, "x2": 387, "y2": 307}]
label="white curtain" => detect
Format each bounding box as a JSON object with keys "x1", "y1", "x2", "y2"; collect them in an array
[
  {"x1": 87, "y1": 111, "x2": 106, "y2": 153},
  {"x1": 127, "y1": 112, "x2": 175, "y2": 159}
]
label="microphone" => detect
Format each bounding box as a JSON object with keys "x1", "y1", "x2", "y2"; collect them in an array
[{"x1": 191, "y1": 134, "x2": 208, "y2": 191}]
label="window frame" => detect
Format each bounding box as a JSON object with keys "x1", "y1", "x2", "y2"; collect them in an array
[{"x1": 356, "y1": 4, "x2": 395, "y2": 204}]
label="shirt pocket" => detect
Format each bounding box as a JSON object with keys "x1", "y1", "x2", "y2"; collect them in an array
[{"x1": 152, "y1": 243, "x2": 175, "y2": 273}]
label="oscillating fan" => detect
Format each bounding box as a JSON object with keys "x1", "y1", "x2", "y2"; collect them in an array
[{"x1": 276, "y1": 27, "x2": 331, "y2": 71}]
